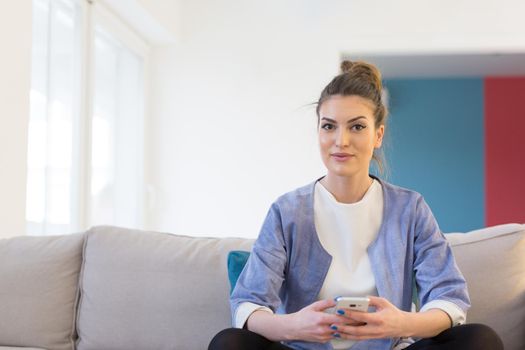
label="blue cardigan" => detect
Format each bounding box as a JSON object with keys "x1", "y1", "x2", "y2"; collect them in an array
[{"x1": 230, "y1": 178, "x2": 470, "y2": 350}]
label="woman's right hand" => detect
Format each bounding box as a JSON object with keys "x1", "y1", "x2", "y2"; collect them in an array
[{"x1": 286, "y1": 299, "x2": 347, "y2": 343}]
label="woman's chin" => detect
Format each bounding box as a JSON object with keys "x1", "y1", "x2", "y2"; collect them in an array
[{"x1": 327, "y1": 168, "x2": 359, "y2": 178}]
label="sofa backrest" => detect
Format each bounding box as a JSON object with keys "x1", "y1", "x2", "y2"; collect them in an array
[
  {"x1": 75, "y1": 226, "x2": 254, "y2": 350},
  {"x1": 0, "y1": 233, "x2": 85, "y2": 350},
  {"x1": 1, "y1": 224, "x2": 523, "y2": 350},
  {"x1": 447, "y1": 223, "x2": 525, "y2": 350}
]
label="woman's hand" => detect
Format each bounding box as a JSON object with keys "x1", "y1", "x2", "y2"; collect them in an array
[
  {"x1": 332, "y1": 296, "x2": 409, "y2": 340},
  {"x1": 285, "y1": 299, "x2": 351, "y2": 343}
]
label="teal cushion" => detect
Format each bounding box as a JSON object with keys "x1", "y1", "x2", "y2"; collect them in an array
[{"x1": 227, "y1": 250, "x2": 250, "y2": 293}]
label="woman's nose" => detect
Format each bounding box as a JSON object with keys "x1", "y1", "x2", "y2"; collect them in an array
[{"x1": 335, "y1": 129, "x2": 350, "y2": 147}]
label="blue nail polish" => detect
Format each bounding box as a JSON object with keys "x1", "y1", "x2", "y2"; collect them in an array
[
  {"x1": 331, "y1": 325, "x2": 337, "y2": 330},
  {"x1": 337, "y1": 309, "x2": 345, "y2": 315},
  {"x1": 333, "y1": 333, "x2": 341, "y2": 338}
]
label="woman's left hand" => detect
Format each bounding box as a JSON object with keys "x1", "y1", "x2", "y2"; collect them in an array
[{"x1": 332, "y1": 296, "x2": 409, "y2": 340}]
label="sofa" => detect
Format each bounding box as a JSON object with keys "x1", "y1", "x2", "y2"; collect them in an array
[{"x1": 0, "y1": 224, "x2": 524, "y2": 350}]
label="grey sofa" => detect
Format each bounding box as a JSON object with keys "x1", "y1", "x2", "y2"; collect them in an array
[{"x1": 0, "y1": 224, "x2": 524, "y2": 350}]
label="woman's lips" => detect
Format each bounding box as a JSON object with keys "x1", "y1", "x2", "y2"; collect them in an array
[{"x1": 331, "y1": 153, "x2": 354, "y2": 161}]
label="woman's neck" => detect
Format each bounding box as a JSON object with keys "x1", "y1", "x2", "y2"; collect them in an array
[{"x1": 320, "y1": 173, "x2": 373, "y2": 204}]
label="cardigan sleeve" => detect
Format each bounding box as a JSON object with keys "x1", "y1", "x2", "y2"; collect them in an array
[
  {"x1": 229, "y1": 202, "x2": 288, "y2": 326},
  {"x1": 412, "y1": 196, "x2": 471, "y2": 319},
  {"x1": 234, "y1": 302, "x2": 273, "y2": 328}
]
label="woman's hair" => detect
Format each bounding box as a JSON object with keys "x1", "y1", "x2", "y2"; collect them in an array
[{"x1": 316, "y1": 60, "x2": 388, "y2": 175}]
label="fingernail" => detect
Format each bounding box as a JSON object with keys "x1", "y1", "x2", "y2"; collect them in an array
[
  {"x1": 333, "y1": 333, "x2": 341, "y2": 338},
  {"x1": 337, "y1": 309, "x2": 345, "y2": 315},
  {"x1": 330, "y1": 325, "x2": 337, "y2": 330}
]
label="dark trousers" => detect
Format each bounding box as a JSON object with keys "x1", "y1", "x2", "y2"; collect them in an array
[{"x1": 208, "y1": 324, "x2": 503, "y2": 350}]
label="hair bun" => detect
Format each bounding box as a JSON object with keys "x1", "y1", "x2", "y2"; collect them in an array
[{"x1": 340, "y1": 60, "x2": 354, "y2": 73}]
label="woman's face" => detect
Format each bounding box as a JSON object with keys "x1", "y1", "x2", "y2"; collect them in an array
[{"x1": 318, "y1": 95, "x2": 384, "y2": 179}]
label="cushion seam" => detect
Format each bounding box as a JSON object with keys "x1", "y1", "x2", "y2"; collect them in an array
[
  {"x1": 74, "y1": 227, "x2": 92, "y2": 349},
  {"x1": 67, "y1": 232, "x2": 87, "y2": 350}
]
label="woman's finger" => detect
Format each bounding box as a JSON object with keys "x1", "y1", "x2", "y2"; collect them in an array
[
  {"x1": 336, "y1": 323, "x2": 384, "y2": 339},
  {"x1": 343, "y1": 310, "x2": 376, "y2": 323},
  {"x1": 367, "y1": 296, "x2": 390, "y2": 308},
  {"x1": 309, "y1": 299, "x2": 336, "y2": 312}
]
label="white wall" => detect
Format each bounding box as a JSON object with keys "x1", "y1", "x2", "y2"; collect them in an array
[
  {"x1": 4, "y1": 0, "x2": 523, "y2": 238},
  {"x1": 147, "y1": 0, "x2": 525, "y2": 238},
  {"x1": 0, "y1": 1, "x2": 32, "y2": 238},
  {"x1": 101, "y1": 0, "x2": 181, "y2": 44},
  {"x1": 136, "y1": 0, "x2": 181, "y2": 42}
]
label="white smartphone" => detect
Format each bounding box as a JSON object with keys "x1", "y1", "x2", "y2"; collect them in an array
[{"x1": 333, "y1": 296, "x2": 370, "y2": 313}]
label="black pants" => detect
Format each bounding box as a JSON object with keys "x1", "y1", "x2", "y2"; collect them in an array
[{"x1": 208, "y1": 324, "x2": 503, "y2": 350}]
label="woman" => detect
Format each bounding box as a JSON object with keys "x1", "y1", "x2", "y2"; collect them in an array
[{"x1": 209, "y1": 61, "x2": 503, "y2": 350}]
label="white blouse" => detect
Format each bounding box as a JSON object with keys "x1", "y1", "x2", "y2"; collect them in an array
[{"x1": 314, "y1": 179, "x2": 382, "y2": 349}]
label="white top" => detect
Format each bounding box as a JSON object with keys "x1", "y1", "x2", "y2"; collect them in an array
[
  {"x1": 315, "y1": 179, "x2": 382, "y2": 349},
  {"x1": 234, "y1": 179, "x2": 465, "y2": 350},
  {"x1": 315, "y1": 179, "x2": 381, "y2": 301}
]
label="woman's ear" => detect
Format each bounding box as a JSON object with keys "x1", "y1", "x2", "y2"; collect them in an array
[{"x1": 375, "y1": 125, "x2": 385, "y2": 148}]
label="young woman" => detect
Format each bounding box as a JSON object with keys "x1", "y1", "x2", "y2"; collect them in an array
[{"x1": 209, "y1": 61, "x2": 503, "y2": 350}]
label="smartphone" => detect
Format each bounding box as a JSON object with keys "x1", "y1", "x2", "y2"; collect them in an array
[{"x1": 333, "y1": 296, "x2": 370, "y2": 313}]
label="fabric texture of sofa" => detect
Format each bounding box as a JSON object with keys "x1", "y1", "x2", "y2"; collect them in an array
[{"x1": 0, "y1": 224, "x2": 524, "y2": 350}]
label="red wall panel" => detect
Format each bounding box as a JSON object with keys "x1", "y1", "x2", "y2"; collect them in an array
[{"x1": 485, "y1": 77, "x2": 525, "y2": 226}]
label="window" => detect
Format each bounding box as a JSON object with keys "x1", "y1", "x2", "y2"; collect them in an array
[
  {"x1": 27, "y1": 0, "x2": 148, "y2": 235},
  {"x1": 90, "y1": 13, "x2": 146, "y2": 228}
]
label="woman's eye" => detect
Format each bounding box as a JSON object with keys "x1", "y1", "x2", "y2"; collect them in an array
[
  {"x1": 351, "y1": 124, "x2": 366, "y2": 131},
  {"x1": 321, "y1": 123, "x2": 335, "y2": 130}
]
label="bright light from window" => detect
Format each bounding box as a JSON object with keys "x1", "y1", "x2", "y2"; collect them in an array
[
  {"x1": 90, "y1": 26, "x2": 144, "y2": 228},
  {"x1": 28, "y1": 0, "x2": 146, "y2": 235},
  {"x1": 27, "y1": 0, "x2": 80, "y2": 235}
]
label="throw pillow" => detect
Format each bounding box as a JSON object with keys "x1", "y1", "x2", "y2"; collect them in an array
[{"x1": 227, "y1": 250, "x2": 250, "y2": 293}]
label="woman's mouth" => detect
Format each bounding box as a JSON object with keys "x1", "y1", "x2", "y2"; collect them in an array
[{"x1": 331, "y1": 153, "x2": 354, "y2": 161}]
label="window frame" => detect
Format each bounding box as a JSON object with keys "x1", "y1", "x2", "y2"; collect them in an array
[
  {"x1": 27, "y1": 0, "x2": 150, "y2": 234},
  {"x1": 81, "y1": 0, "x2": 150, "y2": 230}
]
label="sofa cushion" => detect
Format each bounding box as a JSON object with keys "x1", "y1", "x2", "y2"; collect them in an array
[
  {"x1": 447, "y1": 223, "x2": 525, "y2": 350},
  {"x1": 76, "y1": 226, "x2": 254, "y2": 350},
  {"x1": 227, "y1": 250, "x2": 251, "y2": 293},
  {"x1": 0, "y1": 233, "x2": 85, "y2": 350}
]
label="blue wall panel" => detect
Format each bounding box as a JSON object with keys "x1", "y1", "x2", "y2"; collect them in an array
[{"x1": 381, "y1": 79, "x2": 484, "y2": 232}]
